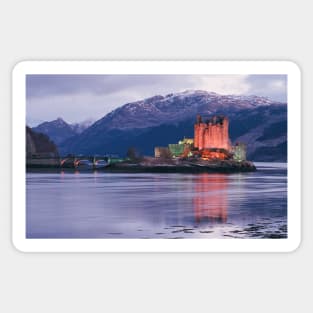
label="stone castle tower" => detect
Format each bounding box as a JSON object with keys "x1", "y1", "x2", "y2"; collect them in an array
[{"x1": 194, "y1": 115, "x2": 231, "y2": 151}]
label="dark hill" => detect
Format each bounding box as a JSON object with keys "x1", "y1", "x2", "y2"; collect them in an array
[
  {"x1": 58, "y1": 90, "x2": 287, "y2": 162},
  {"x1": 32, "y1": 118, "x2": 76, "y2": 145},
  {"x1": 26, "y1": 127, "x2": 59, "y2": 157}
]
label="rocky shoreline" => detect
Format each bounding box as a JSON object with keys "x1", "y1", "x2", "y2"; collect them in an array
[
  {"x1": 26, "y1": 157, "x2": 257, "y2": 173},
  {"x1": 105, "y1": 158, "x2": 257, "y2": 173}
]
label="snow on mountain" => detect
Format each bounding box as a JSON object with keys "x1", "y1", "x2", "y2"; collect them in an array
[
  {"x1": 32, "y1": 117, "x2": 95, "y2": 145},
  {"x1": 32, "y1": 118, "x2": 76, "y2": 145},
  {"x1": 70, "y1": 118, "x2": 95, "y2": 134},
  {"x1": 58, "y1": 90, "x2": 286, "y2": 161},
  {"x1": 88, "y1": 90, "x2": 283, "y2": 132}
]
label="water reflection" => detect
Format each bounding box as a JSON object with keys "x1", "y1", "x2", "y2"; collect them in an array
[
  {"x1": 26, "y1": 164, "x2": 287, "y2": 239},
  {"x1": 193, "y1": 174, "x2": 228, "y2": 224}
]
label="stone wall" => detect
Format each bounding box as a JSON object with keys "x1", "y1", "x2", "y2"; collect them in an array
[{"x1": 194, "y1": 115, "x2": 231, "y2": 151}]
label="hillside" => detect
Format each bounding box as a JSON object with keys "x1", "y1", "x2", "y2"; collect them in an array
[
  {"x1": 57, "y1": 90, "x2": 287, "y2": 162},
  {"x1": 32, "y1": 118, "x2": 94, "y2": 145},
  {"x1": 26, "y1": 127, "x2": 59, "y2": 157}
]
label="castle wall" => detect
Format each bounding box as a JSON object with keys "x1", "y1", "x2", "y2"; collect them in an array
[
  {"x1": 194, "y1": 116, "x2": 231, "y2": 151},
  {"x1": 198, "y1": 123, "x2": 206, "y2": 150},
  {"x1": 194, "y1": 124, "x2": 199, "y2": 148}
]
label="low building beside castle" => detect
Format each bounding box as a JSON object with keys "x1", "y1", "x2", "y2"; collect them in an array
[
  {"x1": 168, "y1": 137, "x2": 194, "y2": 157},
  {"x1": 155, "y1": 138, "x2": 194, "y2": 158},
  {"x1": 232, "y1": 142, "x2": 247, "y2": 162},
  {"x1": 154, "y1": 147, "x2": 171, "y2": 158}
]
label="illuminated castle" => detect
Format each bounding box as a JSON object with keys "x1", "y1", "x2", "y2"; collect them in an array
[
  {"x1": 194, "y1": 115, "x2": 231, "y2": 151},
  {"x1": 155, "y1": 114, "x2": 246, "y2": 161}
]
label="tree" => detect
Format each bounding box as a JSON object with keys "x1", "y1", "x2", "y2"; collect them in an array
[{"x1": 126, "y1": 147, "x2": 141, "y2": 162}]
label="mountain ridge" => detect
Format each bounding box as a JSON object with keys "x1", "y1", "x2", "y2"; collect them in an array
[
  {"x1": 86, "y1": 90, "x2": 280, "y2": 132},
  {"x1": 29, "y1": 90, "x2": 287, "y2": 161},
  {"x1": 56, "y1": 90, "x2": 287, "y2": 161},
  {"x1": 32, "y1": 117, "x2": 94, "y2": 145}
]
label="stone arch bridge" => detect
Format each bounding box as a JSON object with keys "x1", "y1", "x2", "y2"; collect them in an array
[{"x1": 60, "y1": 155, "x2": 110, "y2": 168}]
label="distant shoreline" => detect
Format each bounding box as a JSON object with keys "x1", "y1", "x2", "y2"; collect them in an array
[{"x1": 27, "y1": 159, "x2": 257, "y2": 174}]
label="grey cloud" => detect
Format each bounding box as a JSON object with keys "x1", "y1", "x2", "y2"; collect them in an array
[
  {"x1": 245, "y1": 75, "x2": 287, "y2": 102},
  {"x1": 26, "y1": 75, "x2": 197, "y2": 98},
  {"x1": 26, "y1": 74, "x2": 287, "y2": 126}
]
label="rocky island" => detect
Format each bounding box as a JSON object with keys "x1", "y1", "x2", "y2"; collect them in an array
[
  {"x1": 108, "y1": 113, "x2": 258, "y2": 173},
  {"x1": 108, "y1": 114, "x2": 256, "y2": 173},
  {"x1": 106, "y1": 157, "x2": 256, "y2": 173}
]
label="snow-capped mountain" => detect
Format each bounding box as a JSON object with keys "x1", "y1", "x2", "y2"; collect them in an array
[
  {"x1": 32, "y1": 117, "x2": 94, "y2": 145},
  {"x1": 57, "y1": 90, "x2": 286, "y2": 161},
  {"x1": 90, "y1": 90, "x2": 277, "y2": 131},
  {"x1": 70, "y1": 118, "x2": 95, "y2": 134},
  {"x1": 32, "y1": 118, "x2": 76, "y2": 144}
]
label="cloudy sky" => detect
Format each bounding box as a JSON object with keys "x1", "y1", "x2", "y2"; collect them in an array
[{"x1": 26, "y1": 74, "x2": 287, "y2": 126}]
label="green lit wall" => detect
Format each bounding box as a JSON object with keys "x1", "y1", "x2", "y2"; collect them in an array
[
  {"x1": 168, "y1": 144, "x2": 184, "y2": 157},
  {"x1": 233, "y1": 144, "x2": 247, "y2": 161}
]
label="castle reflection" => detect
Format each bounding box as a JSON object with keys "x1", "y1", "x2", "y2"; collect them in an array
[{"x1": 193, "y1": 174, "x2": 229, "y2": 224}]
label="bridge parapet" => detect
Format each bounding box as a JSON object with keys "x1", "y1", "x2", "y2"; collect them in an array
[{"x1": 60, "y1": 155, "x2": 111, "y2": 168}]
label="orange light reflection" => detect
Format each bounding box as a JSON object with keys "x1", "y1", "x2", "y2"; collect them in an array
[{"x1": 193, "y1": 174, "x2": 228, "y2": 224}]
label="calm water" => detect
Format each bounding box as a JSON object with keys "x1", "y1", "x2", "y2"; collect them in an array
[{"x1": 26, "y1": 162, "x2": 287, "y2": 239}]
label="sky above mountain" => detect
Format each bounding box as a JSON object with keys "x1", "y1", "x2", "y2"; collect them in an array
[{"x1": 26, "y1": 74, "x2": 287, "y2": 126}]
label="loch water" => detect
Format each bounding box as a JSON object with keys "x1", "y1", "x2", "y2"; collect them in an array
[{"x1": 26, "y1": 162, "x2": 287, "y2": 239}]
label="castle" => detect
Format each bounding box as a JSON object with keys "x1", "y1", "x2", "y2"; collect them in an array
[
  {"x1": 194, "y1": 115, "x2": 231, "y2": 151},
  {"x1": 155, "y1": 114, "x2": 246, "y2": 161}
]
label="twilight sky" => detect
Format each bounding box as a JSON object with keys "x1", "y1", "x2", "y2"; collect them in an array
[{"x1": 26, "y1": 74, "x2": 287, "y2": 126}]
